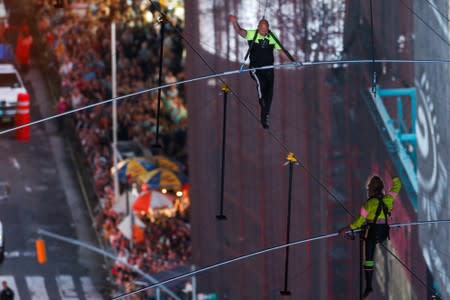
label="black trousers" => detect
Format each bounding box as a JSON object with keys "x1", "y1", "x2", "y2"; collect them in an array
[
  {"x1": 363, "y1": 224, "x2": 389, "y2": 265},
  {"x1": 250, "y1": 68, "x2": 274, "y2": 113},
  {"x1": 362, "y1": 223, "x2": 389, "y2": 291}
]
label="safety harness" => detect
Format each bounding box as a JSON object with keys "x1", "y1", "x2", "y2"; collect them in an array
[
  {"x1": 371, "y1": 195, "x2": 391, "y2": 240},
  {"x1": 244, "y1": 30, "x2": 259, "y2": 63},
  {"x1": 268, "y1": 30, "x2": 296, "y2": 62},
  {"x1": 373, "y1": 196, "x2": 390, "y2": 224},
  {"x1": 243, "y1": 29, "x2": 297, "y2": 64}
]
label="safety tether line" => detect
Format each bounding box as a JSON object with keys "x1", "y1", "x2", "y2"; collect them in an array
[
  {"x1": 424, "y1": 0, "x2": 450, "y2": 22},
  {"x1": 380, "y1": 243, "x2": 441, "y2": 298},
  {"x1": 369, "y1": 0, "x2": 377, "y2": 94},
  {"x1": 111, "y1": 219, "x2": 450, "y2": 299},
  {"x1": 262, "y1": 0, "x2": 269, "y2": 19},
  {"x1": 399, "y1": 0, "x2": 450, "y2": 46},
  {"x1": 298, "y1": 160, "x2": 355, "y2": 218}
]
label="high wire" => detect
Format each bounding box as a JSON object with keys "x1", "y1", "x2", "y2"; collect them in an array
[
  {"x1": 111, "y1": 219, "x2": 450, "y2": 300},
  {"x1": 2, "y1": 58, "x2": 450, "y2": 139}
]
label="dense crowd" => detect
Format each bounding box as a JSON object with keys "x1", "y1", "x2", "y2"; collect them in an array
[{"x1": 32, "y1": 0, "x2": 190, "y2": 297}]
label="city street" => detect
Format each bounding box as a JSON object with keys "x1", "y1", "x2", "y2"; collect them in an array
[{"x1": 0, "y1": 67, "x2": 105, "y2": 299}]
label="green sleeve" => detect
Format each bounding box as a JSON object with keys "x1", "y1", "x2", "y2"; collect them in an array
[
  {"x1": 350, "y1": 216, "x2": 365, "y2": 230},
  {"x1": 390, "y1": 177, "x2": 402, "y2": 194},
  {"x1": 349, "y1": 201, "x2": 370, "y2": 230},
  {"x1": 246, "y1": 29, "x2": 257, "y2": 41},
  {"x1": 384, "y1": 177, "x2": 402, "y2": 211}
]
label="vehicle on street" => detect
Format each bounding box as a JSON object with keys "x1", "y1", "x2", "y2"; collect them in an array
[{"x1": 0, "y1": 64, "x2": 27, "y2": 123}]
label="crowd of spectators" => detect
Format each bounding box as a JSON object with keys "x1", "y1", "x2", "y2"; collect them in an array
[{"x1": 32, "y1": 0, "x2": 190, "y2": 297}]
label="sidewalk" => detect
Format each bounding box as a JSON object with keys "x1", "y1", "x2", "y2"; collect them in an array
[{"x1": 24, "y1": 66, "x2": 108, "y2": 296}]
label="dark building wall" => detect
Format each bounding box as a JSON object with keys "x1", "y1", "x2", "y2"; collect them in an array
[{"x1": 185, "y1": 0, "x2": 429, "y2": 299}]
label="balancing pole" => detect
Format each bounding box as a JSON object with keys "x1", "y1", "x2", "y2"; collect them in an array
[
  {"x1": 280, "y1": 152, "x2": 299, "y2": 295},
  {"x1": 152, "y1": 14, "x2": 166, "y2": 153},
  {"x1": 216, "y1": 84, "x2": 230, "y2": 220}
]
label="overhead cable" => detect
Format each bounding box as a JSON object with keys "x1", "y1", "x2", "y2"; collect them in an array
[{"x1": 111, "y1": 220, "x2": 450, "y2": 299}]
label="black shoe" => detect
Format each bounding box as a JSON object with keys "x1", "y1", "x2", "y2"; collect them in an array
[
  {"x1": 261, "y1": 113, "x2": 269, "y2": 129},
  {"x1": 363, "y1": 287, "x2": 373, "y2": 298}
]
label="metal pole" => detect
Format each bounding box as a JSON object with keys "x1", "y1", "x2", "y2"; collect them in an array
[
  {"x1": 156, "y1": 287, "x2": 161, "y2": 300},
  {"x1": 280, "y1": 152, "x2": 297, "y2": 295},
  {"x1": 216, "y1": 84, "x2": 230, "y2": 220},
  {"x1": 126, "y1": 181, "x2": 133, "y2": 248},
  {"x1": 111, "y1": 22, "x2": 119, "y2": 202},
  {"x1": 192, "y1": 265, "x2": 197, "y2": 300},
  {"x1": 130, "y1": 183, "x2": 136, "y2": 249},
  {"x1": 153, "y1": 16, "x2": 166, "y2": 152},
  {"x1": 360, "y1": 234, "x2": 363, "y2": 300}
]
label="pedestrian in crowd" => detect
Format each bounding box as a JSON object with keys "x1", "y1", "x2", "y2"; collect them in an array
[
  {"x1": 229, "y1": 15, "x2": 299, "y2": 129},
  {"x1": 0, "y1": 281, "x2": 14, "y2": 300},
  {"x1": 56, "y1": 96, "x2": 68, "y2": 131},
  {"x1": 339, "y1": 176, "x2": 401, "y2": 298},
  {"x1": 15, "y1": 26, "x2": 33, "y2": 74},
  {"x1": 36, "y1": 1, "x2": 190, "y2": 294}
]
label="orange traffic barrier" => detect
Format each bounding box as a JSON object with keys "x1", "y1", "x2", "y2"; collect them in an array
[
  {"x1": 35, "y1": 239, "x2": 47, "y2": 264},
  {"x1": 15, "y1": 92, "x2": 30, "y2": 141}
]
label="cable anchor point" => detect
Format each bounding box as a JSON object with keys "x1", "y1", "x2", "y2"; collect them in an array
[
  {"x1": 221, "y1": 83, "x2": 230, "y2": 94},
  {"x1": 284, "y1": 152, "x2": 299, "y2": 166}
]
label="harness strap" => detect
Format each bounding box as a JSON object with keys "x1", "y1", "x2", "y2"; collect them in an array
[
  {"x1": 268, "y1": 30, "x2": 296, "y2": 62},
  {"x1": 244, "y1": 30, "x2": 259, "y2": 62},
  {"x1": 373, "y1": 196, "x2": 389, "y2": 225}
]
